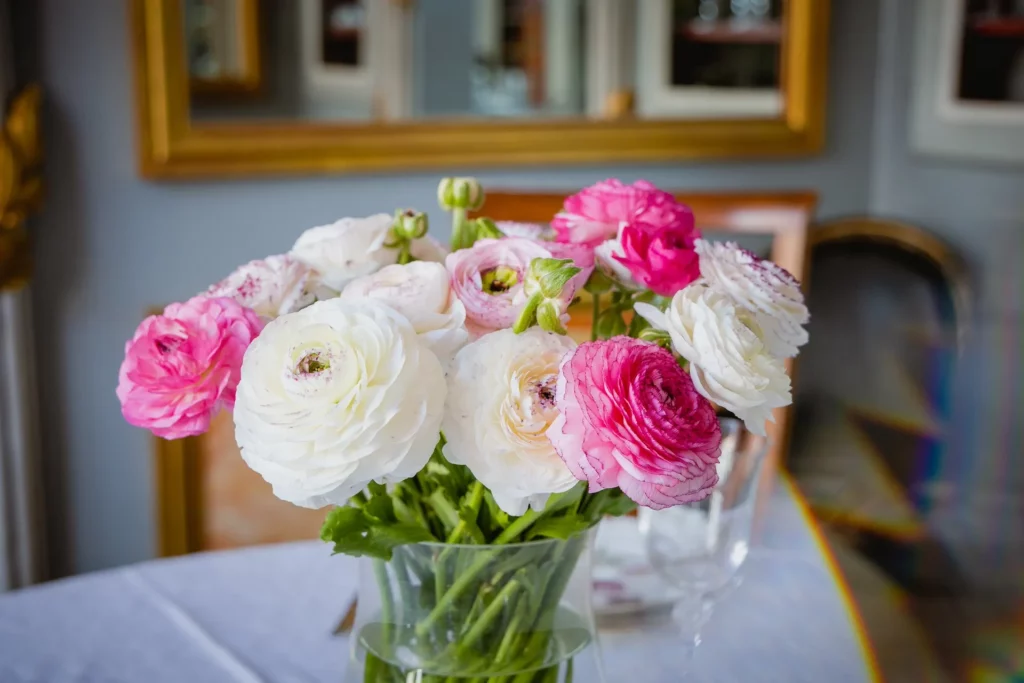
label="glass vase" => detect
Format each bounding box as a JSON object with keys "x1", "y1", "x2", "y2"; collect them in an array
[{"x1": 344, "y1": 530, "x2": 605, "y2": 682}]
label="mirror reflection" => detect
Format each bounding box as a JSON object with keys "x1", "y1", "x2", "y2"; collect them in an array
[{"x1": 186, "y1": 0, "x2": 788, "y2": 124}]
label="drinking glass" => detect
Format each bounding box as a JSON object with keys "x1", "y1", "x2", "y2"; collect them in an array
[{"x1": 639, "y1": 418, "x2": 769, "y2": 672}]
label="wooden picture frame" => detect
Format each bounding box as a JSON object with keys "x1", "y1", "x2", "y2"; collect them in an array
[{"x1": 130, "y1": 0, "x2": 829, "y2": 179}]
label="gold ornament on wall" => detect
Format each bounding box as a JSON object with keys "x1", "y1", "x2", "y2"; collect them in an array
[{"x1": 0, "y1": 85, "x2": 43, "y2": 292}]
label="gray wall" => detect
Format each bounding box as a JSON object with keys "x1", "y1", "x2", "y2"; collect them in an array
[
  {"x1": 867, "y1": 1, "x2": 1024, "y2": 596},
  {"x1": 32, "y1": 0, "x2": 885, "y2": 574}
]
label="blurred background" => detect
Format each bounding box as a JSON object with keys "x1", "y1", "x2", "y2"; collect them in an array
[{"x1": 0, "y1": 1, "x2": 1021, "y2": 681}]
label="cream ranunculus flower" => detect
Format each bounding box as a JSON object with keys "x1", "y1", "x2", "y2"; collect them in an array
[
  {"x1": 635, "y1": 284, "x2": 791, "y2": 436},
  {"x1": 340, "y1": 262, "x2": 468, "y2": 366},
  {"x1": 206, "y1": 254, "x2": 315, "y2": 320},
  {"x1": 233, "y1": 298, "x2": 445, "y2": 508},
  {"x1": 442, "y1": 328, "x2": 579, "y2": 516},
  {"x1": 289, "y1": 214, "x2": 398, "y2": 292},
  {"x1": 694, "y1": 239, "x2": 809, "y2": 358}
]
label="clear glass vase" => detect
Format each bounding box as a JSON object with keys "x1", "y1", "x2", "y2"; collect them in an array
[{"x1": 344, "y1": 530, "x2": 605, "y2": 682}]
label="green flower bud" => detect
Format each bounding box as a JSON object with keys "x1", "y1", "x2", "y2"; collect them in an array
[
  {"x1": 473, "y1": 217, "x2": 504, "y2": 240},
  {"x1": 536, "y1": 299, "x2": 568, "y2": 335},
  {"x1": 524, "y1": 258, "x2": 581, "y2": 299},
  {"x1": 392, "y1": 209, "x2": 428, "y2": 240},
  {"x1": 437, "y1": 177, "x2": 485, "y2": 212},
  {"x1": 638, "y1": 327, "x2": 672, "y2": 348}
]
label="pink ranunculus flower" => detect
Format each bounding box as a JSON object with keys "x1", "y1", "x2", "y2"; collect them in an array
[
  {"x1": 116, "y1": 296, "x2": 263, "y2": 440},
  {"x1": 495, "y1": 222, "x2": 597, "y2": 294},
  {"x1": 612, "y1": 219, "x2": 701, "y2": 296},
  {"x1": 547, "y1": 336, "x2": 722, "y2": 510},
  {"x1": 446, "y1": 237, "x2": 572, "y2": 336},
  {"x1": 552, "y1": 179, "x2": 693, "y2": 247}
]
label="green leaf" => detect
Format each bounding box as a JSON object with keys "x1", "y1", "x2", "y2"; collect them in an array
[
  {"x1": 600, "y1": 491, "x2": 638, "y2": 518},
  {"x1": 319, "y1": 506, "x2": 366, "y2": 546},
  {"x1": 362, "y1": 493, "x2": 395, "y2": 525},
  {"x1": 526, "y1": 515, "x2": 593, "y2": 541},
  {"x1": 366, "y1": 481, "x2": 387, "y2": 498},
  {"x1": 372, "y1": 523, "x2": 437, "y2": 547},
  {"x1": 539, "y1": 482, "x2": 586, "y2": 517}
]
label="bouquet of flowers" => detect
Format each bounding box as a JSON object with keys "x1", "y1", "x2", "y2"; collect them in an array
[{"x1": 117, "y1": 178, "x2": 807, "y2": 681}]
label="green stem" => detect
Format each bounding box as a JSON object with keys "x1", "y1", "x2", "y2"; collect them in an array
[
  {"x1": 447, "y1": 482, "x2": 485, "y2": 543},
  {"x1": 415, "y1": 509, "x2": 541, "y2": 639},
  {"x1": 591, "y1": 292, "x2": 600, "y2": 341},
  {"x1": 372, "y1": 560, "x2": 395, "y2": 656},
  {"x1": 456, "y1": 579, "x2": 520, "y2": 653},
  {"x1": 451, "y1": 208, "x2": 468, "y2": 250}
]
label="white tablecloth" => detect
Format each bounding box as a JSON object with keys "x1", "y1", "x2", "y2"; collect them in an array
[{"x1": 0, "y1": 479, "x2": 875, "y2": 682}]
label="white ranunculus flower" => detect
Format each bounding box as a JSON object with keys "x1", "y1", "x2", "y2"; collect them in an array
[
  {"x1": 635, "y1": 284, "x2": 791, "y2": 436},
  {"x1": 409, "y1": 235, "x2": 449, "y2": 263},
  {"x1": 594, "y1": 231, "x2": 640, "y2": 290},
  {"x1": 695, "y1": 239, "x2": 809, "y2": 358},
  {"x1": 206, "y1": 254, "x2": 315, "y2": 320},
  {"x1": 233, "y1": 298, "x2": 445, "y2": 508},
  {"x1": 289, "y1": 214, "x2": 398, "y2": 292},
  {"x1": 340, "y1": 262, "x2": 468, "y2": 365},
  {"x1": 443, "y1": 328, "x2": 579, "y2": 516}
]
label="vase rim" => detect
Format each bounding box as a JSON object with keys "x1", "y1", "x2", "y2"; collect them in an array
[{"x1": 396, "y1": 528, "x2": 596, "y2": 552}]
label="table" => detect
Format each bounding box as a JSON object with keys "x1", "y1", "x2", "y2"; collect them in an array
[{"x1": 0, "y1": 478, "x2": 877, "y2": 682}]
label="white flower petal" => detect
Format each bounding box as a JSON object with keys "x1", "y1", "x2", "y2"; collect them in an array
[
  {"x1": 233, "y1": 298, "x2": 445, "y2": 508},
  {"x1": 442, "y1": 328, "x2": 578, "y2": 516}
]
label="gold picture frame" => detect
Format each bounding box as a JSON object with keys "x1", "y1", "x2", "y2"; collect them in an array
[{"x1": 130, "y1": 0, "x2": 830, "y2": 179}]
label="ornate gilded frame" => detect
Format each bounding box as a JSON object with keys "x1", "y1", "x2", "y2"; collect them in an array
[
  {"x1": 0, "y1": 86, "x2": 43, "y2": 293},
  {"x1": 130, "y1": 0, "x2": 830, "y2": 179}
]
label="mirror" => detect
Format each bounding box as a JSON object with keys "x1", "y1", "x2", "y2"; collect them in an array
[{"x1": 132, "y1": 0, "x2": 829, "y2": 177}]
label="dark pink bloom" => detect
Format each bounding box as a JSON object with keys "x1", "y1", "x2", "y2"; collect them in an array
[
  {"x1": 547, "y1": 337, "x2": 721, "y2": 510},
  {"x1": 552, "y1": 179, "x2": 693, "y2": 247},
  {"x1": 613, "y1": 219, "x2": 701, "y2": 296},
  {"x1": 116, "y1": 296, "x2": 263, "y2": 439}
]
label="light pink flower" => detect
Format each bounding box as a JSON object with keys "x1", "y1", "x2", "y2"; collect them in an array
[
  {"x1": 613, "y1": 219, "x2": 701, "y2": 296},
  {"x1": 495, "y1": 222, "x2": 596, "y2": 293},
  {"x1": 552, "y1": 179, "x2": 693, "y2": 247},
  {"x1": 446, "y1": 238, "x2": 570, "y2": 336},
  {"x1": 206, "y1": 254, "x2": 314, "y2": 320},
  {"x1": 547, "y1": 337, "x2": 722, "y2": 510},
  {"x1": 116, "y1": 296, "x2": 263, "y2": 440}
]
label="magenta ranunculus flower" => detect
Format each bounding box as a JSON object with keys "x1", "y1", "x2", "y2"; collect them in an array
[
  {"x1": 446, "y1": 237, "x2": 584, "y2": 336},
  {"x1": 612, "y1": 219, "x2": 701, "y2": 296},
  {"x1": 116, "y1": 296, "x2": 263, "y2": 440},
  {"x1": 552, "y1": 179, "x2": 693, "y2": 247},
  {"x1": 547, "y1": 336, "x2": 722, "y2": 509}
]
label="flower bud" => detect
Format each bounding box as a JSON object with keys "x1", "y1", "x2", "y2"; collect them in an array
[
  {"x1": 473, "y1": 217, "x2": 504, "y2": 240},
  {"x1": 437, "y1": 177, "x2": 485, "y2": 212},
  {"x1": 638, "y1": 327, "x2": 672, "y2": 348},
  {"x1": 392, "y1": 209, "x2": 428, "y2": 241},
  {"x1": 524, "y1": 258, "x2": 581, "y2": 300},
  {"x1": 536, "y1": 299, "x2": 568, "y2": 335}
]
